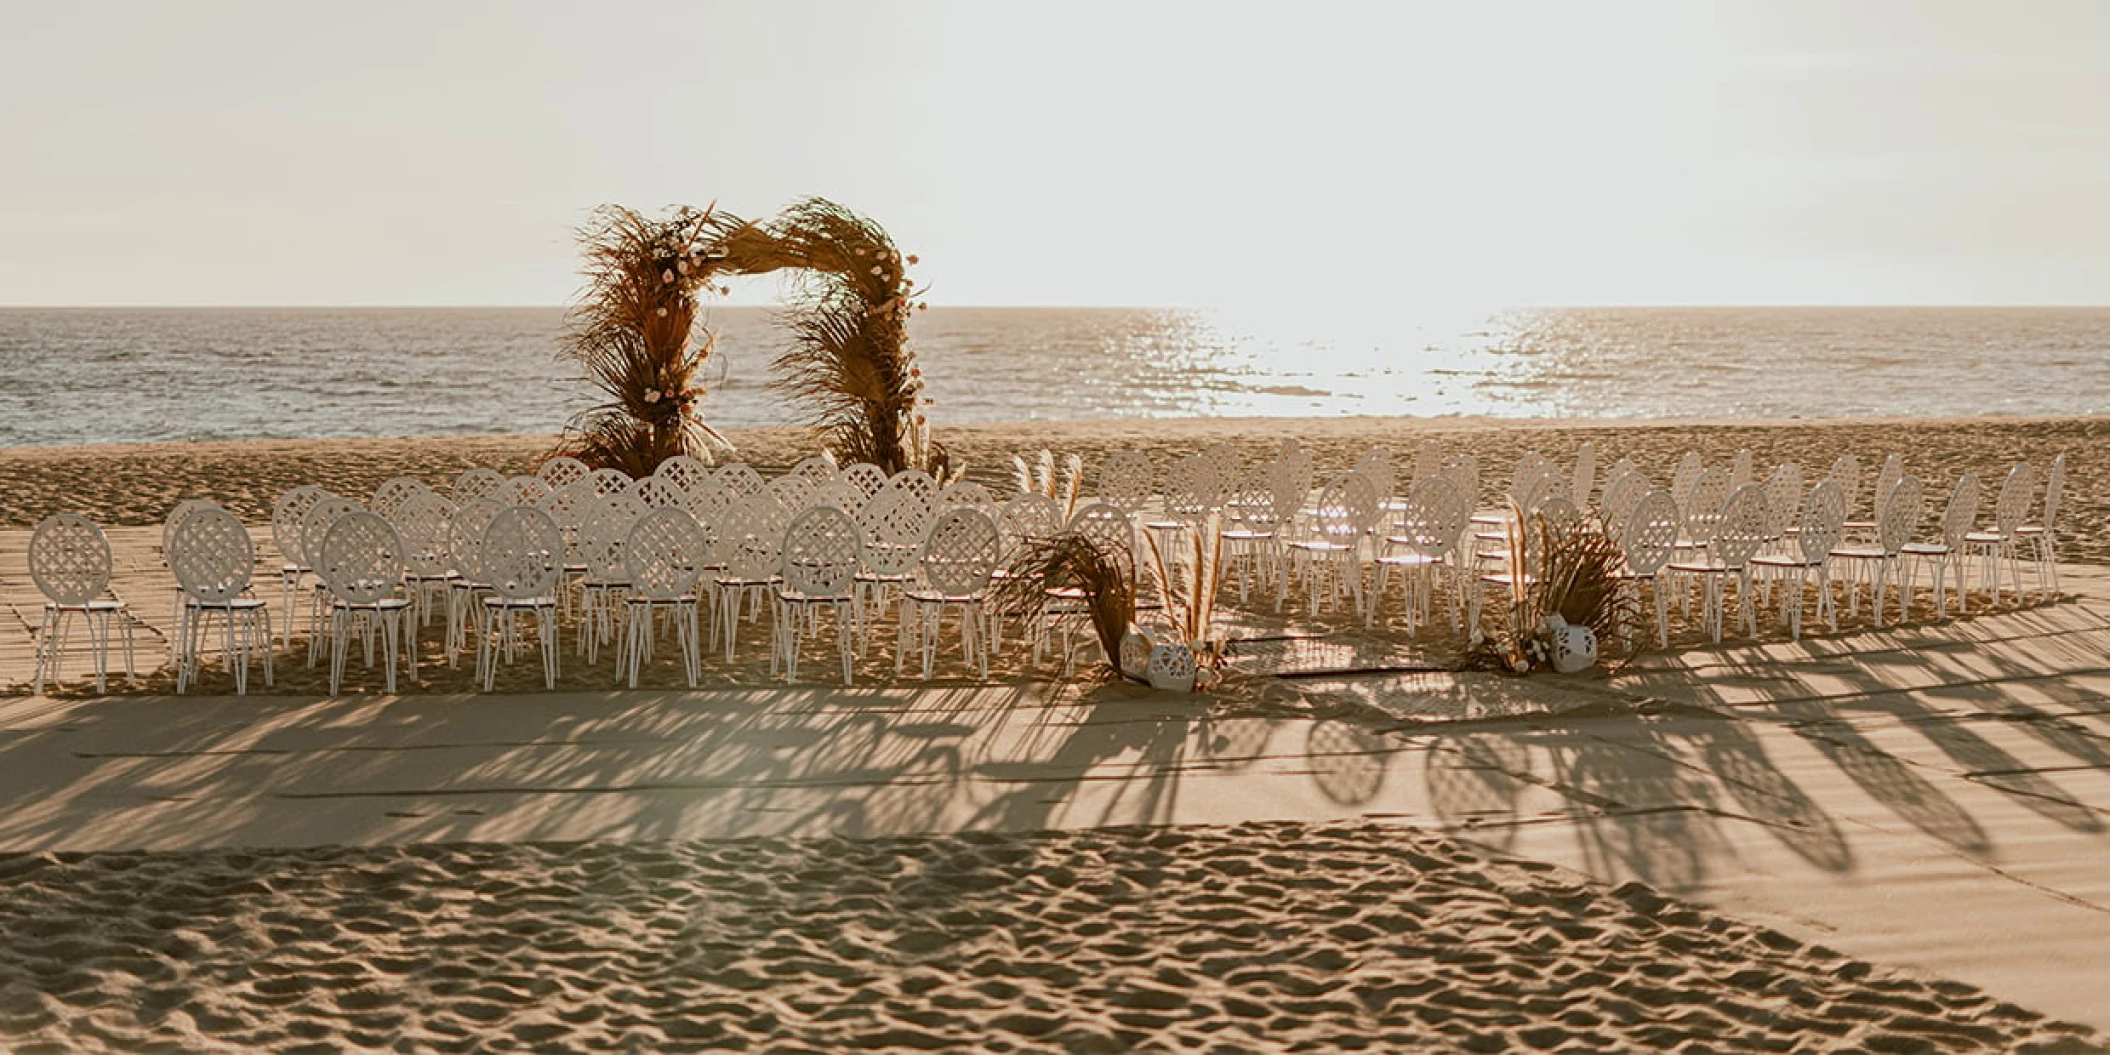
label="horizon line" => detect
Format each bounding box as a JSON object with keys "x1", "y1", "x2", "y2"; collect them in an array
[{"x1": 5, "y1": 302, "x2": 2110, "y2": 312}]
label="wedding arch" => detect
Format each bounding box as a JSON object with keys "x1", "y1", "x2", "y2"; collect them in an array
[{"x1": 553, "y1": 197, "x2": 946, "y2": 478}]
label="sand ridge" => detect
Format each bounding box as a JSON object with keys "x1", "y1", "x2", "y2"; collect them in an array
[{"x1": 0, "y1": 822, "x2": 2096, "y2": 1054}]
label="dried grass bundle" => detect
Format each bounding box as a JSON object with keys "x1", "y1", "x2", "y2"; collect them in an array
[
  {"x1": 1011, "y1": 449, "x2": 1088, "y2": 520},
  {"x1": 992, "y1": 533, "x2": 1138, "y2": 678},
  {"x1": 553, "y1": 204, "x2": 745, "y2": 475},
  {"x1": 1143, "y1": 514, "x2": 1228, "y2": 664},
  {"x1": 1471, "y1": 505, "x2": 1646, "y2": 674}
]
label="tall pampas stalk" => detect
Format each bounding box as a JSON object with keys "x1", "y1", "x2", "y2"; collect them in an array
[
  {"x1": 554, "y1": 204, "x2": 746, "y2": 475},
  {"x1": 722, "y1": 197, "x2": 945, "y2": 476}
]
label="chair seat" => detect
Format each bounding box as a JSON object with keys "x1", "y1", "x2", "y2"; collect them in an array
[
  {"x1": 1829, "y1": 546, "x2": 1887, "y2": 560},
  {"x1": 1750, "y1": 554, "x2": 1823, "y2": 569},
  {"x1": 1481, "y1": 572, "x2": 1535, "y2": 587},
  {"x1": 778, "y1": 589, "x2": 854, "y2": 604},
  {"x1": 483, "y1": 595, "x2": 557, "y2": 608},
  {"x1": 187, "y1": 597, "x2": 268, "y2": 611},
  {"x1": 1962, "y1": 531, "x2": 2011, "y2": 545},
  {"x1": 582, "y1": 577, "x2": 631, "y2": 590},
  {"x1": 2014, "y1": 524, "x2": 2047, "y2": 537},
  {"x1": 627, "y1": 594, "x2": 699, "y2": 607},
  {"x1": 405, "y1": 571, "x2": 459, "y2": 583},
  {"x1": 334, "y1": 597, "x2": 412, "y2": 612},
  {"x1": 1665, "y1": 561, "x2": 1736, "y2": 574},
  {"x1": 1375, "y1": 553, "x2": 1442, "y2": 568},
  {"x1": 1843, "y1": 519, "x2": 1877, "y2": 532},
  {"x1": 904, "y1": 589, "x2": 986, "y2": 605},
  {"x1": 1284, "y1": 540, "x2": 1354, "y2": 554},
  {"x1": 1043, "y1": 585, "x2": 1087, "y2": 601},
  {"x1": 47, "y1": 598, "x2": 126, "y2": 612},
  {"x1": 1899, "y1": 542, "x2": 1950, "y2": 556},
  {"x1": 718, "y1": 576, "x2": 780, "y2": 589},
  {"x1": 1221, "y1": 529, "x2": 1275, "y2": 541}
]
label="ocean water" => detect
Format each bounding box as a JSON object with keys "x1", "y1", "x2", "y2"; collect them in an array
[{"x1": 0, "y1": 305, "x2": 2105, "y2": 447}]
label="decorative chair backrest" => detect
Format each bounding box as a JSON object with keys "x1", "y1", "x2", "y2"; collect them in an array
[
  {"x1": 1411, "y1": 439, "x2": 1445, "y2": 489},
  {"x1": 451, "y1": 467, "x2": 505, "y2": 503},
  {"x1": 766, "y1": 472, "x2": 819, "y2": 511},
  {"x1": 393, "y1": 489, "x2": 456, "y2": 577},
  {"x1": 1274, "y1": 447, "x2": 1316, "y2": 514},
  {"x1": 789, "y1": 455, "x2": 839, "y2": 489},
  {"x1": 1599, "y1": 472, "x2": 1645, "y2": 546},
  {"x1": 493, "y1": 475, "x2": 552, "y2": 509},
  {"x1": 1511, "y1": 452, "x2": 1552, "y2": 499},
  {"x1": 301, "y1": 495, "x2": 362, "y2": 578},
  {"x1": 1729, "y1": 448, "x2": 1754, "y2": 491},
  {"x1": 1671, "y1": 451, "x2": 1705, "y2": 509},
  {"x1": 1227, "y1": 463, "x2": 1283, "y2": 530},
  {"x1": 1993, "y1": 462, "x2": 2037, "y2": 535},
  {"x1": 271, "y1": 486, "x2": 329, "y2": 569},
  {"x1": 369, "y1": 476, "x2": 428, "y2": 519},
  {"x1": 653, "y1": 455, "x2": 712, "y2": 495},
  {"x1": 1311, "y1": 471, "x2": 1378, "y2": 540},
  {"x1": 1535, "y1": 495, "x2": 1582, "y2": 533},
  {"x1": 1163, "y1": 454, "x2": 1223, "y2": 521},
  {"x1": 539, "y1": 478, "x2": 594, "y2": 529},
  {"x1": 1877, "y1": 475, "x2": 1925, "y2": 556},
  {"x1": 1393, "y1": 478, "x2": 1467, "y2": 558},
  {"x1": 1710, "y1": 485, "x2": 1770, "y2": 570},
  {"x1": 1569, "y1": 441, "x2": 1597, "y2": 509},
  {"x1": 1762, "y1": 462, "x2": 1804, "y2": 540},
  {"x1": 856, "y1": 485, "x2": 930, "y2": 578},
  {"x1": 1797, "y1": 480, "x2": 1848, "y2": 564},
  {"x1": 319, "y1": 511, "x2": 405, "y2": 606},
  {"x1": 1201, "y1": 442, "x2": 1244, "y2": 486},
  {"x1": 623, "y1": 507, "x2": 705, "y2": 601},
  {"x1": 841, "y1": 462, "x2": 889, "y2": 500},
  {"x1": 1622, "y1": 490, "x2": 1680, "y2": 578},
  {"x1": 479, "y1": 506, "x2": 562, "y2": 600},
  {"x1": 537, "y1": 456, "x2": 588, "y2": 489},
  {"x1": 679, "y1": 477, "x2": 735, "y2": 528},
  {"x1": 1940, "y1": 473, "x2": 1982, "y2": 551},
  {"x1": 585, "y1": 467, "x2": 632, "y2": 499},
  {"x1": 446, "y1": 498, "x2": 502, "y2": 582},
  {"x1": 169, "y1": 505, "x2": 254, "y2": 604},
  {"x1": 918, "y1": 507, "x2": 1002, "y2": 596},
  {"x1": 1353, "y1": 447, "x2": 1394, "y2": 502},
  {"x1": 1097, "y1": 450, "x2": 1155, "y2": 513},
  {"x1": 716, "y1": 497, "x2": 783, "y2": 581},
  {"x1": 626, "y1": 474, "x2": 681, "y2": 510},
  {"x1": 1606, "y1": 458, "x2": 1637, "y2": 488},
  {"x1": 936, "y1": 480, "x2": 996, "y2": 512},
  {"x1": 808, "y1": 480, "x2": 868, "y2": 513},
  {"x1": 887, "y1": 469, "x2": 938, "y2": 507},
  {"x1": 30, "y1": 513, "x2": 113, "y2": 606},
  {"x1": 1441, "y1": 455, "x2": 1479, "y2": 511},
  {"x1": 1684, "y1": 467, "x2": 1733, "y2": 537},
  {"x1": 164, "y1": 498, "x2": 218, "y2": 559},
  {"x1": 780, "y1": 505, "x2": 862, "y2": 599},
  {"x1": 1828, "y1": 453, "x2": 1862, "y2": 514},
  {"x1": 716, "y1": 463, "x2": 766, "y2": 498},
  {"x1": 1066, "y1": 501, "x2": 1134, "y2": 558},
  {"x1": 999, "y1": 492, "x2": 1064, "y2": 550},
  {"x1": 1869, "y1": 454, "x2": 1904, "y2": 517},
  {"x1": 580, "y1": 496, "x2": 646, "y2": 581},
  {"x1": 2042, "y1": 454, "x2": 2066, "y2": 530}
]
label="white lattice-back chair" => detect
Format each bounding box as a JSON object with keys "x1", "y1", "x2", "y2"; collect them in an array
[
  {"x1": 715, "y1": 496, "x2": 787, "y2": 661},
  {"x1": 2016, "y1": 453, "x2": 2066, "y2": 599},
  {"x1": 270, "y1": 485, "x2": 330, "y2": 646},
  {"x1": 1902, "y1": 473, "x2": 1980, "y2": 621},
  {"x1": 1148, "y1": 453, "x2": 1224, "y2": 559},
  {"x1": 1963, "y1": 462, "x2": 2036, "y2": 608},
  {"x1": 678, "y1": 476, "x2": 737, "y2": 534},
  {"x1": 715, "y1": 463, "x2": 767, "y2": 498},
  {"x1": 1220, "y1": 462, "x2": 1286, "y2": 604},
  {"x1": 854, "y1": 482, "x2": 935, "y2": 623},
  {"x1": 575, "y1": 494, "x2": 646, "y2": 663},
  {"x1": 314, "y1": 511, "x2": 414, "y2": 695},
  {"x1": 888, "y1": 469, "x2": 938, "y2": 507},
  {"x1": 1828, "y1": 454, "x2": 1862, "y2": 522},
  {"x1": 1275, "y1": 446, "x2": 1316, "y2": 513},
  {"x1": 1665, "y1": 484, "x2": 1769, "y2": 642},
  {"x1": 1847, "y1": 453, "x2": 1904, "y2": 540},
  {"x1": 161, "y1": 498, "x2": 218, "y2": 653},
  {"x1": 537, "y1": 456, "x2": 588, "y2": 489},
  {"x1": 775, "y1": 505, "x2": 863, "y2": 684},
  {"x1": 476, "y1": 505, "x2": 563, "y2": 690},
  {"x1": 808, "y1": 479, "x2": 869, "y2": 514},
  {"x1": 297, "y1": 495, "x2": 362, "y2": 643},
  {"x1": 898, "y1": 507, "x2": 1001, "y2": 680},
  {"x1": 1281, "y1": 470, "x2": 1378, "y2": 617},
  {"x1": 584, "y1": 467, "x2": 632, "y2": 500},
  {"x1": 936, "y1": 480, "x2": 996, "y2": 513},
  {"x1": 1760, "y1": 462, "x2": 1804, "y2": 553},
  {"x1": 1354, "y1": 447, "x2": 1395, "y2": 507},
  {"x1": 619, "y1": 507, "x2": 707, "y2": 688},
  {"x1": 1680, "y1": 467, "x2": 1733, "y2": 551},
  {"x1": 789, "y1": 455, "x2": 840, "y2": 490},
  {"x1": 765, "y1": 472, "x2": 820, "y2": 511},
  {"x1": 452, "y1": 467, "x2": 505, "y2": 503},
  {"x1": 630, "y1": 474, "x2": 684, "y2": 510},
  {"x1": 1097, "y1": 450, "x2": 1155, "y2": 515},
  {"x1": 1029, "y1": 502, "x2": 1134, "y2": 673},
  {"x1": 1599, "y1": 471, "x2": 1649, "y2": 549},
  {"x1": 1831, "y1": 474, "x2": 1924, "y2": 627},
  {"x1": 1752, "y1": 479, "x2": 1846, "y2": 639},
  {"x1": 391, "y1": 488, "x2": 457, "y2": 628},
  {"x1": 493, "y1": 475, "x2": 552, "y2": 509},
  {"x1": 1201, "y1": 442, "x2": 1245, "y2": 488},
  {"x1": 30, "y1": 513, "x2": 133, "y2": 694},
  {"x1": 998, "y1": 492, "x2": 1065, "y2": 557},
  {"x1": 654, "y1": 455, "x2": 712, "y2": 496},
  {"x1": 1374, "y1": 477, "x2": 1471, "y2": 636},
  {"x1": 841, "y1": 463, "x2": 889, "y2": 502},
  {"x1": 1569, "y1": 441, "x2": 1598, "y2": 509},
  {"x1": 1411, "y1": 439, "x2": 1445, "y2": 490},
  {"x1": 1619, "y1": 490, "x2": 1681, "y2": 648},
  {"x1": 443, "y1": 497, "x2": 503, "y2": 666},
  {"x1": 1670, "y1": 451, "x2": 1705, "y2": 511},
  {"x1": 370, "y1": 476, "x2": 428, "y2": 520},
  {"x1": 168, "y1": 505, "x2": 272, "y2": 695},
  {"x1": 1728, "y1": 448, "x2": 1754, "y2": 491}
]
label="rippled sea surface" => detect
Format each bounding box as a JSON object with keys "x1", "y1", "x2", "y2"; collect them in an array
[{"x1": 0, "y1": 305, "x2": 2105, "y2": 446}]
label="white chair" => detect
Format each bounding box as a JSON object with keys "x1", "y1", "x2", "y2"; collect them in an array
[
  {"x1": 1146, "y1": 453, "x2": 1223, "y2": 558},
  {"x1": 775, "y1": 505, "x2": 863, "y2": 684},
  {"x1": 715, "y1": 463, "x2": 766, "y2": 498},
  {"x1": 1665, "y1": 485, "x2": 1770, "y2": 643},
  {"x1": 788, "y1": 455, "x2": 840, "y2": 489},
  {"x1": 169, "y1": 505, "x2": 273, "y2": 695},
  {"x1": 1353, "y1": 447, "x2": 1395, "y2": 508},
  {"x1": 715, "y1": 496, "x2": 787, "y2": 661},
  {"x1": 315, "y1": 511, "x2": 415, "y2": 695},
  {"x1": 1680, "y1": 468, "x2": 1734, "y2": 553},
  {"x1": 493, "y1": 474, "x2": 552, "y2": 509},
  {"x1": 618, "y1": 508, "x2": 707, "y2": 688},
  {"x1": 998, "y1": 492, "x2": 1065, "y2": 554},
  {"x1": 808, "y1": 479, "x2": 869, "y2": 514},
  {"x1": 1846, "y1": 453, "x2": 1903, "y2": 541},
  {"x1": 678, "y1": 476, "x2": 738, "y2": 533},
  {"x1": 1670, "y1": 451, "x2": 1705, "y2": 511},
  {"x1": 537, "y1": 456, "x2": 589, "y2": 489},
  {"x1": 369, "y1": 476, "x2": 428, "y2": 520},
  {"x1": 443, "y1": 498, "x2": 502, "y2": 667},
  {"x1": 476, "y1": 506, "x2": 563, "y2": 691},
  {"x1": 1281, "y1": 470, "x2": 1378, "y2": 617},
  {"x1": 585, "y1": 467, "x2": 633, "y2": 499},
  {"x1": 654, "y1": 455, "x2": 712, "y2": 496},
  {"x1": 1031, "y1": 502, "x2": 1134, "y2": 672},
  {"x1": 887, "y1": 469, "x2": 938, "y2": 508},
  {"x1": 936, "y1": 480, "x2": 996, "y2": 512},
  {"x1": 1831, "y1": 475, "x2": 1924, "y2": 628},
  {"x1": 1963, "y1": 463, "x2": 2035, "y2": 608},
  {"x1": 576, "y1": 495, "x2": 645, "y2": 663},
  {"x1": 30, "y1": 513, "x2": 133, "y2": 694},
  {"x1": 2015, "y1": 453, "x2": 2065, "y2": 600},
  {"x1": 1617, "y1": 490, "x2": 1681, "y2": 649},
  {"x1": 1599, "y1": 471, "x2": 1648, "y2": 548},
  {"x1": 1728, "y1": 448, "x2": 1754, "y2": 491},
  {"x1": 161, "y1": 498, "x2": 218, "y2": 661},
  {"x1": 898, "y1": 507, "x2": 1001, "y2": 680},
  {"x1": 452, "y1": 467, "x2": 505, "y2": 503},
  {"x1": 1220, "y1": 462, "x2": 1286, "y2": 604},
  {"x1": 391, "y1": 489, "x2": 457, "y2": 628},
  {"x1": 854, "y1": 483, "x2": 933, "y2": 624},
  {"x1": 1751, "y1": 480, "x2": 1846, "y2": 639},
  {"x1": 1410, "y1": 439, "x2": 1445, "y2": 490},
  {"x1": 1902, "y1": 474, "x2": 1980, "y2": 621},
  {"x1": 270, "y1": 486, "x2": 329, "y2": 646},
  {"x1": 298, "y1": 495, "x2": 361, "y2": 643},
  {"x1": 1374, "y1": 477, "x2": 1471, "y2": 636},
  {"x1": 1569, "y1": 441, "x2": 1597, "y2": 509},
  {"x1": 766, "y1": 472, "x2": 820, "y2": 511},
  {"x1": 1760, "y1": 462, "x2": 1804, "y2": 554},
  {"x1": 1828, "y1": 454, "x2": 1863, "y2": 527},
  {"x1": 1097, "y1": 450, "x2": 1155, "y2": 515},
  {"x1": 841, "y1": 463, "x2": 889, "y2": 501},
  {"x1": 630, "y1": 474, "x2": 684, "y2": 510}
]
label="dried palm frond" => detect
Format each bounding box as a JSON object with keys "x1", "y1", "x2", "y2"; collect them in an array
[
  {"x1": 553, "y1": 204, "x2": 747, "y2": 472},
  {"x1": 1142, "y1": 514, "x2": 1228, "y2": 665},
  {"x1": 1468, "y1": 506, "x2": 1646, "y2": 674},
  {"x1": 992, "y1": 533, "x2": 1138, "y2": 678}
]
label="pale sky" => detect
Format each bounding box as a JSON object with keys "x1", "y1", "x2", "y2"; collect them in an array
[{"x1": 3, "y1": 0, "x2": 2107, "y2": 308}]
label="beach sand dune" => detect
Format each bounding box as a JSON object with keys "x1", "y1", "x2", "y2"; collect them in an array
[{"x1": 0, "y1": 822, "x2": 2095, "y2": 1054}]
